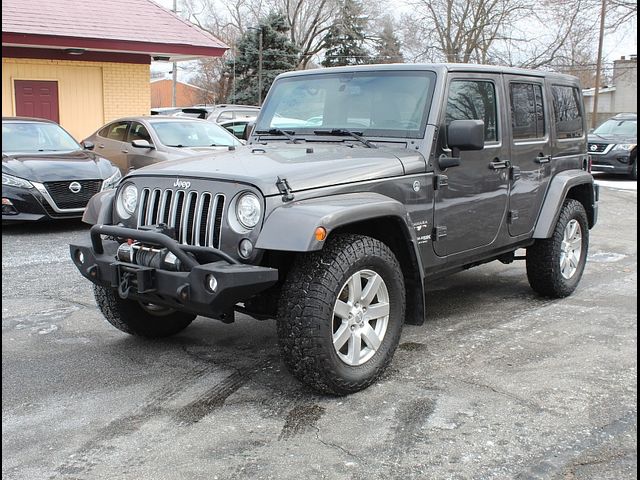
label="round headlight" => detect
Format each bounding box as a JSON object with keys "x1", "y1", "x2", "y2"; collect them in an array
[
  {"x1": 236, "y1": 192, "x2": 261, "y2": 229},
  {"x1": 116, "y1": 183, "x2": 138, "y2": 219}
]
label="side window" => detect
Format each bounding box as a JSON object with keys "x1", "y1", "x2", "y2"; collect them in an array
[
  {"x1": 106, "y1": 121, "x2": 129, "y2": 141},
  {"x1": 217, "y1": 111, "x2": 233, "y2": 122},
  {"x1": 510, "y1": 83, "x2": 545, "y2": 139},
  {"x1": 552, "y1": 85, "x2": 583, "y2": 139},
  {"x1": 98, "y1": 125, "x2": 110, "y2": 138},
  {"x1": 446, "y1": 80, "x2": 498, "y2": 142},
  {"x1": 127, "y1": 122, "x2": 151, "y2": 143}
]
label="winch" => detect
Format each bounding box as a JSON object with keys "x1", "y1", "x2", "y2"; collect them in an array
[{"x1": 117, "y1": 241, "x2": 184, "y2": 271}]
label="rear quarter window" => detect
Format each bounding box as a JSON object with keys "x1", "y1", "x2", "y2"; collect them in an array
[{"x1": 552, "y1": 85, "x2": 583, "y2": 139}]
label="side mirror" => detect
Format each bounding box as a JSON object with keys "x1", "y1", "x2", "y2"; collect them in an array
[
  {"x1": 438, "y1": 120, "x2": 485, "y2": 170},
  {"x1": 82, "y1": 140, "x2": 95, "y2": 150},
  {"x1": 131, "y1": 139, "x2": 154, "y2": 149}
]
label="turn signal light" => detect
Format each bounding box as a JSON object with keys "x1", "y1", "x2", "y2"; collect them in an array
[{"x1": 315, "y1": 227, "x2": 327, "y2": 241}]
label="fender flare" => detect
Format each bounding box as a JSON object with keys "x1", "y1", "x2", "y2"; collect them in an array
[
  {"x1": 82, "y1": 189, "x2": 115, "y2": 225},
  {"x1": 256, "y1": 192, "x2": 416, "y2": 252},
  {"x1": 533, "y1": 170, "x2": 597, "y2": 238}
]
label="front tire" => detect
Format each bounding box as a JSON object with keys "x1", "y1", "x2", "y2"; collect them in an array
[
  {"x1": 526, "y1": 199, "x2": 589, "y2": 297},
  {"x1": 277, "y1": 234, "x2": 406, "y2": 395},
  {"x1": 94, "y1": 285, "x2": 195, "y2": 338}
]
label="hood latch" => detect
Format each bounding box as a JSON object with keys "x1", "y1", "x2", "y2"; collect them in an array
[{"x1": 276, "y1": 176, "x2": 295, "y2": 202}]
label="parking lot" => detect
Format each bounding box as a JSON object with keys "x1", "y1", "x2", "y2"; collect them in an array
[{"x1": 2, "y1": 180, "x2": 637, "y2": 480}]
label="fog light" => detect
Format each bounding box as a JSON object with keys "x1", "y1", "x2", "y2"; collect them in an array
[
  {"x1": 2, "y1": 198, "x2": 13, "y2": 205},
  {"x1": 238, "y1": 239, "x2": 253, "y2": 258},
  {"x1": 205, "y1": 274, "x2": 218, "y2": 292},
  {"x1": 76, "y1": 250, "x2": 85, "y2": 265}
]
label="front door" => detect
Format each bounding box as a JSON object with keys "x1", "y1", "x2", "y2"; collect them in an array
[
  {"x1": 14, "y1": 80, "x2": 60, "y2": 123},
  {"x1": 433, "y1": 74, "x2": 510, "y2": 257}
]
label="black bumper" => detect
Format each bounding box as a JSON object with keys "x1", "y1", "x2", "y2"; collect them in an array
[
  {"x1": 590, "y1": 151, "x2": 634, "y2": 175},
  {"x1": 70, "y1": 225, "x2": 278, "y2": 320},
  {"x1": 2, "y1": 185, "x2": 82, "y2": 222}
]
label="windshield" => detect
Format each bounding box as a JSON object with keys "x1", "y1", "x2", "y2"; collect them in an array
[
  {"x1": 2, "y1": 121, "x2": 81, "y2": 153},
  {"x1": 255, "y1": 70, "x2": 437, "y2": 138},
  {"x1": 151, "y1": 121, "x2": 242, "y2": 147},
  {"x1": 593, "y1": 119, "x2": 637, "y2": 136}
]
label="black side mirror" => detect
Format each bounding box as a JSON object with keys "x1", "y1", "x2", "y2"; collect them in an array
[
  {"x1": 438, "y1": 120, "x2": 485, "y2": 170},
  {"x1": 82, "y1": 140, "x2": 95, "y2": 150},
  {"x1": 131, "y1": 139, "x2": 154, "y2": 149}
]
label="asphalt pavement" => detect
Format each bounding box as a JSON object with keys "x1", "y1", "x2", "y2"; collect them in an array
[{"x1": 2, "y1": 181, "x2": 637, "y2": 480}]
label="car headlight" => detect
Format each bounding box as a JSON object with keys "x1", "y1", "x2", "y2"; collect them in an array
[
  {"x1": 2, "y1": 173, "x2": 34, "y2": 189},
  {"x1": 101, "y1": 169, "x2": 122, "y2": 191},
  {"x1": 235, "y1": 192, "x2": 261, "y2": 229},
  {"x1": 612, "y1": 143, "x2": 635, "y2": 152},
  {"x1": 116, "y1": 183, "x2": 138, "y2": 219}
]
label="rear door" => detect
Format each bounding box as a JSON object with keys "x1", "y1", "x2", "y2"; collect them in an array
[
  {"x1": 505, "y1": 76, "x2": 553, "y2": 236},
  {"x1": 96, "y1": 121, "x2": 130, "y2": 172},
  {"x1": 433, "y1": 73, "x2": 510, "y2": 257}
]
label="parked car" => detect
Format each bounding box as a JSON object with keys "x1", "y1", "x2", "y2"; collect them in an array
[
  {"x1": 71, "y1": 64, "x2": 598, "y2": 395},
  {"x1": 218, "y1": 117, "x2": 256, "y2": 140},
  {"x1": 150, "y1": 107, "x2": 182, "y2": 116},
  {"x1": 588, "y1": 113, "x2": 637, "y2": 179},
  {"x1": 83, "y1": 116, "x2": 243, "y2": 173},
  {"x1": 205, "y1": 104, "x2": 261, "y2": 122},
  {"x1": 2, "y1": 117, "x2": 121, "y2": 222}
]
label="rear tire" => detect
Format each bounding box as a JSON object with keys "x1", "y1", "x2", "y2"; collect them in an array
[
  {"x1": 277, "y1": 234, "x2": 405, "y2": 395},
  {"x1": 526, "y1": 199, "x2": 589, "y2": 298},
  {"x1": 94, "y1": 285, "x2": 195, "y2": 338}
]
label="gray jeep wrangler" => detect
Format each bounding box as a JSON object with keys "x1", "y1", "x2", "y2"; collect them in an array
[{"x1": 71, "y1": 64, "x2": 598, "y2": 395}]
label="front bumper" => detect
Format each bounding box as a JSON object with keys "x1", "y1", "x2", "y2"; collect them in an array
[
  {"x1": 590, "y1": 150, "x2": 634, "y2": 175},
  {"x1": 70, "y1": 225, "x2": 278, "y2": 320},
  {"x1": 2, "y1": 185, "x2": 83, "y2": 222}
]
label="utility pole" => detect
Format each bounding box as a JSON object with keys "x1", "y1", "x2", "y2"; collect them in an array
[
  {"x1": 172, "y1": 0, "x2": 178, "y2": 107},
  {"x1": 592, "y1": 0, "x2": 607, "y2": 129},
  {"x1": 257, "y1": 27, "x2": 263, "y2": 106}
]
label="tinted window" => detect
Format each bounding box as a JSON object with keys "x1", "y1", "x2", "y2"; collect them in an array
[
  {"x1": 446, "y1": 80, "x2": 498, "y2": 142},
  {"x1": 98, "y1": 125, "x2": 110, "y2": 137},
  {"x1": 151, "y1": 120, "x2": 242, "y2": 147},
  {"x1": 106, "y1": 122, "x2": 129, "y2": 141},
  {"x1": 552, "y1": 86, "x2": 583, "y2": 139},
  {"x1": 127, "y1": 122, "x2": 152, "y2": 143},
  {"x1": 510, "y1": 83, "x2": 545, "y2": 139}
]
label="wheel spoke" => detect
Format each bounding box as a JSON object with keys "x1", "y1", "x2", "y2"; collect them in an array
[
  {"x1": 570, "y1": 237, "x2": 582, "y2": 250},
  {"x1": 361, "y1": 323, "x2": 381, "y2": 350},
  {"x1": 333, "y1": 322, "x2": 351, "y2": 350},
  {"x1": 348, "y1": 272, "x2": 362, "y2": 304},
  {"x1": 568, "y1": 253, "x2": 578, "y2": 269},
  {"x1": 346, "y1": 331, "x2": 362, "y2": 365},
  {"x1": 365, "y1": 302, "x2": 389, "y2": 321},
  {"x1": 361, "y1": 273, "x2": 383, "y2": 306},
  {"x1": 334, "y1": 300, "x2": 351, "y2": 320}
]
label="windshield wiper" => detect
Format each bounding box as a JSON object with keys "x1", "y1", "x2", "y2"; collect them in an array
[
  {"x1": 166, "y1": 144, "x2": 185, "y2": 148},
  {"x1": 254, "y1": 128, "x2": 301, "y2": 144},
  {"x1": 313, "y1": 129, "x2": 377, "y2": 149}
]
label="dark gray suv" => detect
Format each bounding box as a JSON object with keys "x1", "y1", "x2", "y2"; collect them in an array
[
  {"x1": 588, "y1": 113, "x2": 637, "y2": 179},
  {"x1": 70, "y1": 64, "x2": 598, "y2": 395}
]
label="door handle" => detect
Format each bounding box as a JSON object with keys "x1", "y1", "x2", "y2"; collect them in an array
[
  {"x1": 98, "y1": 144, "x2": 105, "y2": 148},
  {"x1": 535, "y1": 155, "x2": 551, "y2": 164},
  {"x1": 489, "y1": 160, "x2": 510, "y2": 170},
  {"x1": 121, "y1": 150, "x2": 129, "y2": 154}
]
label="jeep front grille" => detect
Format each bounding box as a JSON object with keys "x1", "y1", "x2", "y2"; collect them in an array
[{"x1": 138, "y1": 188, "x2": 225, "y2": 248}]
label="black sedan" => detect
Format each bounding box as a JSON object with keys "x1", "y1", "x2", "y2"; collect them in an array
[
  {"x1": 2, "y1": 117, "x2": 122, "y2": 222},
  {"x1": 588, "y1": 113, "x2": 637, "y2": 180}
]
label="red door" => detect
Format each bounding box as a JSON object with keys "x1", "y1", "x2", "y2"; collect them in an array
[{"x1": 14, "y1": 80, "x2": 60, "y2": 123}]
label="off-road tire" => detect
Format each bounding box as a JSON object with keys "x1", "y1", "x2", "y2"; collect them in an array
[
  {"x1": 94, "y1": 285, "x2": 195, "y2": 338},
  {"x1": 526, "y1": 199, "x2": 589, "y2": 298},
  {"x1": 277, "y1": 234, "x2": 405, "y2": 395}
]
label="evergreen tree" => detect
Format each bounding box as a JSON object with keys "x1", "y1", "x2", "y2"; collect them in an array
[
  {"x1": 225, "y1": 13, "x2": 300, "y2": 105},
  {"x1": 374, "y1": 18, "x2": 404, "y2": 64},
  {"x1": 321, "y1": 0, "x2": 372, "y2": 67}
]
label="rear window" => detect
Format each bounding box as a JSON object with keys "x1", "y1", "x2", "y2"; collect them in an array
[{"x1": 552, "y1": 85, "x2": 583, "y2": 139}]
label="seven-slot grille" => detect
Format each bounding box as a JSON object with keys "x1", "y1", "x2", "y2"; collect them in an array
[
  {"x1": 588, "y1": 143, "x2": 610, "y2": 154},
  {"x1": 43, "y1": 180, "x2": 103, "y2": 209},
  {"x1": 138, "y1": 188, "x2": 225, "y2": 248}
]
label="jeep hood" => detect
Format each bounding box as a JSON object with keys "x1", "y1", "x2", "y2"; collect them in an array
[{"x1": 129, "y1": 144, "x2": 421, "y2": 196}]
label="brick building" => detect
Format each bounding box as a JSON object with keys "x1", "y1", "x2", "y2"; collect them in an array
[
  {"x1": 151, "y1": 78, "x2": 213, "y2": 108},
  {"x1": 1, "y1": 0, "x2": 227, "y2": 140}
]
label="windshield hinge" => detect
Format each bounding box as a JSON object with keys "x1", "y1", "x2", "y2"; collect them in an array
[{"x1": 276, "y1": 176, "x2": 295, "y2": 202}]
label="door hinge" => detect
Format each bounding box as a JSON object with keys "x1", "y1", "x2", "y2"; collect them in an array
[
  {"x1": 433, "y1": 174, "x2": 449, "y2": 190},
  {"x1": 432, "y1": 226, "x2": 447, "y2": 240},
  {"x1": 509, "y1": 166, "x2": 521, "y2": 181},
  {"x1": 508, "y1": 210, "x2": 519, "y2": 223}
]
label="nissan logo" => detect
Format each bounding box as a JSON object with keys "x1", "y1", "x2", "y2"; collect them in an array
[
  {"x1": 589, "y1": 144, "x2": 598, "y2": 151},
  {"x1": 174, "y1": 178, "x2": 191, "y2": 189},
  {"x1": 68, "y1": 182, "x2": 82, "y2": 194}
]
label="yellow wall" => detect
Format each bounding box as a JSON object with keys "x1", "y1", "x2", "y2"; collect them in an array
[{"x1": 2, "y1": 58, "x2": 150, "y2": 141}]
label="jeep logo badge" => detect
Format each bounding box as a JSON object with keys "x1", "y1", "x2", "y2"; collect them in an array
[
  {"x1": 68, "y1": 181, "x2": 82, "y2": 194},
  {"x1": 174, "y1": 178, "x2": 191, "y2": 189}
]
